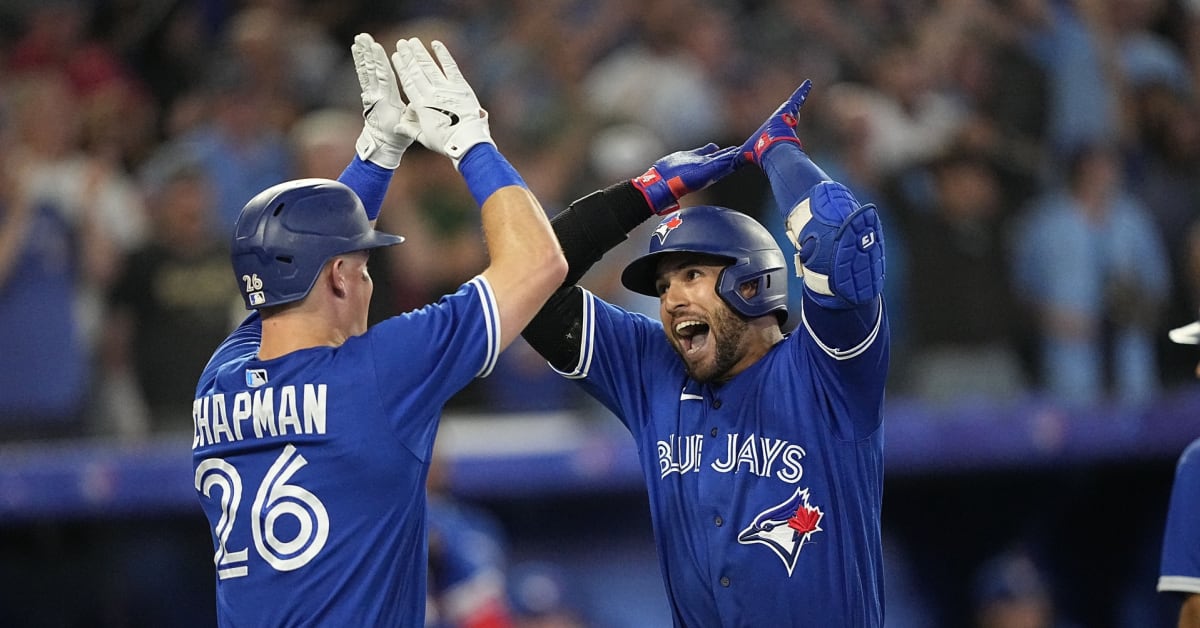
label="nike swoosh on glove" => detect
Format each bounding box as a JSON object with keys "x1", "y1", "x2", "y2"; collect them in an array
[{"x1": 391, "y1": 37, "x2": 494, "y2": 170}]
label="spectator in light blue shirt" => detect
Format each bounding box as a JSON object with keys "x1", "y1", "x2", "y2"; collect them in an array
[{"x1": 1012, "y1": 141, "x2": 1171, "y2": 407}]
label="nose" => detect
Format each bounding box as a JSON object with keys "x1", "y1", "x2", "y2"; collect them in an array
[{"x1": 660, "y1": 281, "x2": 688, "y2": 313}]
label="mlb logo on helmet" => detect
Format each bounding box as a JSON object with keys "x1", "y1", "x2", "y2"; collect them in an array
[
  {"x1": 653, "y1": 214, "x2": 684, "y2": 245},
  {"x1": 249, "y1": 292, "x2": 266, "y2": 306}
]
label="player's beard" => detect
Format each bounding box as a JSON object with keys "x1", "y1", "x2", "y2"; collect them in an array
[{"x1": 674, "y1": 304, "x2": 751, "y2": 383}]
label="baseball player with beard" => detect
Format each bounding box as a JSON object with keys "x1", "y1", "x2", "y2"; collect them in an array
[
  {"x1": 1158, "y1": 314, "x2": 1200, "y2": 627},
  {"x1": 522, "y1": 80, "x2": 888, "y2": 626},
  {"x1": 191, "y1": 35, "x2": 564, "y2": 626}
]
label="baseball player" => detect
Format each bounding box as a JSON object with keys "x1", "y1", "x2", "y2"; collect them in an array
[
  {"x1": 1158, "y1": 314, "x2": 1200, "y2": 627},
  {"x1": 191, "y1": 35, "x2": 565, "y2": 626},
  {"x1": 522, "y1": 80, "x2": 888, "y2": 626},
  {"x1": 425, "y1": 495, "x2": 514, "y2": 628}
]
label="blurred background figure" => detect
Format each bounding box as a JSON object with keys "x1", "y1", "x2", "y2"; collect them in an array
[
  {"x1": 0, "y1": 71, "x2": 146, "y2": 440},
  {"x1": 821, "y1": 31, "x2": 967, "y2": 181},
  {"x1": 100, "y1": 148, "x2": 238, "y2": 439},
  {"x1": 896, "y1": 149, "x2": 1029, "y2": 405},
  {"x1": 581, "y1": 0, "x2": 727, "y2": 150},
  {"x1": 161, "y1": 51, "x2": 294, "y2": 231},
  {"x1": 506, "y1": 561, "x2": 588, "y2": 628},
  {"x1": 970, "y1": 549, "x2": 1077, "y2": 628},
  {"x1": 426, "y1": 452, "x2": 516, "y2": 628},
  {"x1": 289, "y1": 106, "x2": 360, "y2": 180},
  {"x1": 1011, "y1": 141, "x2": 1171, "y2": 408}
]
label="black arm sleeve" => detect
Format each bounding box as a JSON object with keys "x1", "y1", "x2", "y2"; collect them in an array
[
  {"x1": 522, "y1": 285, "x2": 588, "y2": 372},
  {"x1": 553, "y1": 181, "x2": 653, "y2": 286},
  {"x1": 521, "y1": 181, "x2": 655, "y2": 370}
]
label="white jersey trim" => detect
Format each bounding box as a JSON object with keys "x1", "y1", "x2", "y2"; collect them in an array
[
  {"x1": 471, "y1": 276, "x2": 501, "y2": 378},
  {"x1": 550, "y1": 288, "x2": 595, "y2": 380},
  {"x1": 1158, "y1": 575, "x2": 1200, "y2": 593},
  {"x1": 800, "y1": 298, "x2": 883, "y2": 361}
]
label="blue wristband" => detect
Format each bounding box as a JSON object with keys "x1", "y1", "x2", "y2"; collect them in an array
[
  {"x1": 458, "y1": 144, "x2": 527, "y2": 207},
  {"x1": 337, "y1": 157, "x2": 393, "y2": 221}
]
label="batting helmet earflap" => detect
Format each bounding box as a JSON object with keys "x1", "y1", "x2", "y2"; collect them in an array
[
  {"x1": 230, "y1": 178, "x2": 404, "y2": 309},
  {"x1": 621, "y1": 206, "x2": 789, "y2": 322}
]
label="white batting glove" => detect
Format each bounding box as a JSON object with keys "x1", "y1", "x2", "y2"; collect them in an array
[
  {"x1": 352, "y1": 32, "x2": 419, "y2": 170},
  {"x1": 391, "y1": 37, "x2": 494, "y2": 170}
]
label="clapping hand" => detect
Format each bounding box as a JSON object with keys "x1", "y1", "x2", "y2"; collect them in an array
[
  {"x1": 740, "y1": 79, "x2": 811, "y2": 167},
  {"x1": 352, "y1": 33, "x2": 420, "y2": 169},
  {"x1": 631, "y1": 144, "x2": 740, "y2": 215},
  {"x1": 390, "y1": 38, "x2": 494, "y2": 170}
]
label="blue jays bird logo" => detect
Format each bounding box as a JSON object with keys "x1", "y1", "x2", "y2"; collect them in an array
[
  {"x1": 737, "y1": 488, "x2": 825, "y2": 576},
  {"x1": 653, "y1": 214, "x2": 684, "y2": 245}
]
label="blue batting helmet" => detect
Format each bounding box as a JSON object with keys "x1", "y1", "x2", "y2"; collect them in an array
[
  {"x1": 231, "y1": 178, "x2": 404, "y2": 309},
  {"x1": 621, "y1": 206, "x2": 788, "y2": 322}
]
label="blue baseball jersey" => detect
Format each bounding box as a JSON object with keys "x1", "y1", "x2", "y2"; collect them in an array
[
  {"x1": 192, "y1": 276, "x2": 500, "y2": 627},
  {"x1": 1160, "y1": 437, "x2": 1200, "y2": 596},
  {"x1": 554, "y1": 290, "x2": 888, "y2": 627}
]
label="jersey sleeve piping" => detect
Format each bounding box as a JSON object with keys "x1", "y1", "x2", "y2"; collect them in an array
[
  {"x1": 549, "y1": 288, "x2": 596, "y2": 379},
  {"x1": 800, "y1": 298, "x2": 883, "y2": 360},
  {"x1": 471, "y1": 276, "x2": 501, "y2": 378}
]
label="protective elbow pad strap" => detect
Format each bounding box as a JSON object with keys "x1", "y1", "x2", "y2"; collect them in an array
[{"x1": 785, "y1": 181, "x2": 884, "y2": 307}]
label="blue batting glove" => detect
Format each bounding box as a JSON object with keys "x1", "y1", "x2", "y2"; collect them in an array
[
  {"x1": 740, "y1": 80, "x2": 812, "y2": 166},
  {"x1": 631, "y1": 144, "x2": 740, "y2": 215}
]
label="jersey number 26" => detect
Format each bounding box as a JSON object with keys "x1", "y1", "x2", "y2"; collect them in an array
[{"x1": 195, "y1": 444, "x2": 329, "y2": 579}]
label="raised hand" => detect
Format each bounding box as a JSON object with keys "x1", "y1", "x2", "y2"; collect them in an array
[
  {"x1": 352, "y1": 33, "x2": 420, "y2": 169},
  {"x1": 740, "y1": 80, "x2": 812, "y2": 166},
  {"x1": 631, "y1": 144, "x2": 740, "y2": 215},
  {"x1": 391, "y1": 38, "x2": 494, "y2": 170}
]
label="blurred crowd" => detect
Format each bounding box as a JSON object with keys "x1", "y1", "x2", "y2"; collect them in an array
[
  {"x1": 2, "y1": 0, "x2": 1200, "y2": 441},
  {"x1": 2, "y1": 1, "x2": 1199, "y2": 626},
  {"x1": 2, "y1": 0, "x2": 1200, "y2": 440}
]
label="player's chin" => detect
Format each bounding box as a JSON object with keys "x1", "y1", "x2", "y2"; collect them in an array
[
  {"x1": 687, "y1": 363, "x2": 724, "y2": 384},
  {"x1": 677, "y1": 349, "x2": 718, "y2": 382}
]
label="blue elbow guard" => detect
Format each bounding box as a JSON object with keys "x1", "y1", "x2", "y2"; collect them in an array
[{"x1": 786, "y1": 181, "x2": 885, "y2": 308}]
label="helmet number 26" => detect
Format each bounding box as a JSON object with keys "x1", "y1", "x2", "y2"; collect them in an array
[
  {"x1": 195, "y1": 444, "x2": 329, "y2": 579},
  {"x1": 242, "y1": 273, "x2": 264, "y2": 293},
  {"x1": 242, "y1": 273, "x2": 267, "y2": 306}
]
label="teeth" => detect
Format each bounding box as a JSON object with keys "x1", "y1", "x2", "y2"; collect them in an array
[{"x1": 675, "y1": 320, "x2": 704, "y2": 334}]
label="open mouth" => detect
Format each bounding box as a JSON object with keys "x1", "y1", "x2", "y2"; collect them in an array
[{"x1": 674, "y1": 320, "x2": 711, "y2": 355}]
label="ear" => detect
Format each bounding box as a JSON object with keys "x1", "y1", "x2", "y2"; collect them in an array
[{"x1": 328, "y1": 257, "x2": 349, "y2": 299}]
